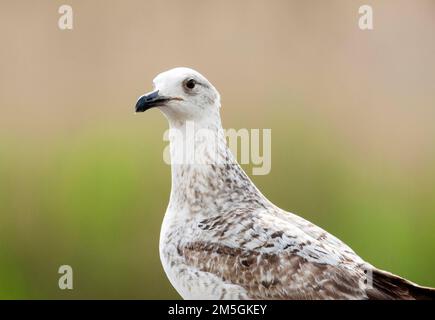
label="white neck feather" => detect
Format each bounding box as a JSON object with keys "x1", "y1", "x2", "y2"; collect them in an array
[{"x1": 164, "y1": 115, "x2": 267, "y2": 217}]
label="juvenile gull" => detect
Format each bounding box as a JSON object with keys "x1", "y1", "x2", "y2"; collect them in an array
[{"x1": 135, "y1": 67, "x2": 435, "y2": 300}]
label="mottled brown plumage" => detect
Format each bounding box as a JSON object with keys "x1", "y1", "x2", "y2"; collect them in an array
[{"x1": 136, "y1": 67, "x2": 435, "y2": 300}]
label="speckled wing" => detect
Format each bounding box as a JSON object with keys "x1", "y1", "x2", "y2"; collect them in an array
[{"x1": 178, "y1": 208, "x2": 370, "y2": 299}]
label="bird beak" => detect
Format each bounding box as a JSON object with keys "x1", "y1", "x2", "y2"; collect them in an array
[{"x1": 135, "y1": 90, "x2": 169, "y2": 113}]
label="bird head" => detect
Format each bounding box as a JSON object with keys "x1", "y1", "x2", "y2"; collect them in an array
[{"x1": 135, "y1": 67, "x2": 221, "y2": 125}]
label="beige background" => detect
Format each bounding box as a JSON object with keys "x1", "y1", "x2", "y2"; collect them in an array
[{"x1": 0, "y1": 0, "x2": 434, "y2": 298}]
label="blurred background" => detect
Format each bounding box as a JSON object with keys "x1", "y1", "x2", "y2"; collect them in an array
[{"x1": 0, "y1": 0, "x2": 435, "y2": 299}]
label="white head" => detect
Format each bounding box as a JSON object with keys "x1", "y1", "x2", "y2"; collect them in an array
[{"x1": 135, "y1": 67, "x2": 221, "y2": 126}]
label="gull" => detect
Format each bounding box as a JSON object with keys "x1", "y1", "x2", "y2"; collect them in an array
[{"x1": 135, "y1": 67, "x2": 435, "y2": 300}]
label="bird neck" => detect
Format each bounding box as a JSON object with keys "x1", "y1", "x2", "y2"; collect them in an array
[{"x1": 166, "y1": 118, "x2": 265, "y2": 216}]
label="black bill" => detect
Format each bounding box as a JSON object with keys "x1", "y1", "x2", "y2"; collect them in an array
[{"x1": 135, "y1": 90, "x2": 170, "y2": 112}]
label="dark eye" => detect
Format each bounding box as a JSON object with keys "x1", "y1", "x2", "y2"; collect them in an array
[{"x1": 185, "y1": 78, "x2": 196, "y2": 89}]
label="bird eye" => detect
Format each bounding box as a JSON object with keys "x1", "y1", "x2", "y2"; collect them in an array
[{"x1": 185, "y1": 78, "x2": 196, "y2": 90}]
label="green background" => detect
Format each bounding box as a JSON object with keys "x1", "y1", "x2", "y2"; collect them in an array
[{"x1": 0, "y1": 0, "x2": 434, "y2": 299}]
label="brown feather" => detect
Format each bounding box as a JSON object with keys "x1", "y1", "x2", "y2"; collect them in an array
[
  {"x1": 179, "y1": 241, "x2": 368, "y2": 299},
  {"x1": 367, "y1": 269, "x2": 435, "y2": 300}
]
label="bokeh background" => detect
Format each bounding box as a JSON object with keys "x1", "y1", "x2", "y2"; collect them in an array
[{"x1": 1, "y1": 0, "x2": 435, "y2": 299}]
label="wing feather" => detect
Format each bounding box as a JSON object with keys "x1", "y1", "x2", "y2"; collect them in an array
[{"x1": 179, "y1": 241, "x2": 368, "y2": 299}]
